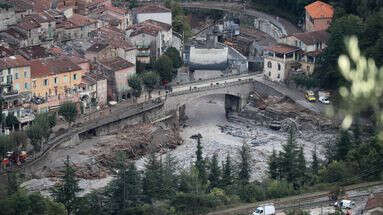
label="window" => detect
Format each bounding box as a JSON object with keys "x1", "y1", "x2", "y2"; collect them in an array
[
  {"x1": 295, "y1": 40, "x2": 298, "y2": 46},
  {"x1": 267, "y1": 61, "x2": 272, "y2": 68},
  {"x1": 44, "y1": 79, "x2": 48, "y2": 86},
  {"x1": 15, "y1": 83, "x2": 19, "y2": 91},
  {"x1": 73, "y1": 74, "x2": 77, "y2": 80},
  {"x1": 277, "y1": 74, "x2": 280, "y2": 79},
  {"x1": 278, "y1": 63, "x2": 281, "y2": 71},
  {"x1": 64, "y1": 76, "x2": 68, "y2": 83},
  {"x1": 54, "y1": 77, "x2": 58, "y2": 84},
  {"x1": 32, "y1": 80, "x2": 36, "y2": 88},
  {"x1": 24, "y1": 82, "x2": 29, "y2": 89},
  {"x1": 268, "y1": 72, "x2": 271, "y2": 77},
  {"x1": 307, "y1": 66, "x2": 311, "y2": 71},
  {"x1": 15, "y1": 72, "x2": 18, "y2": 79},
  {"x1": 24, "y1": 71, "x2": 27, "y2": 78}
]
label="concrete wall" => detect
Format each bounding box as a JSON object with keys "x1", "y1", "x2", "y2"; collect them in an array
[
  {"x1": 254, "y1": 17, "x2": 285, "y2": 40},
  {"x1": 137, "y1": 12, "x2": 172, "y2": 25},
  {"x1": 114, "y1": 66, "x2": 136, "y2": 99},
  {"x1": 189, "y1": 46, "x2": 228, "y2": 70}
]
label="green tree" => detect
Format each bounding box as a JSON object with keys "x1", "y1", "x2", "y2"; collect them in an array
[
  {"x1": 313, "y1": 15, "x2": 365, "y2": 89},
  {"x1": 26, "y1": 123, "x2": 44, "y2": 153},
  {"x1": 311, "y1": 145, "x2": 320, "y2": 176},
  {"x1": 58, "y1": 102, "x2": 78, "y2": 126},
  {"x1": 221, "y1": 153, "x2": 233, "y2": 187},
  {"x1": 319, "y1": 161, "x2": 350, "y2": 183},
  {"x1": 165, "y1": 47, "x2": 182, "y2": 68},
  {"x1": 141, "y1": 71, "x2": 159, "y2": 98},
  {"x1": 296, "y1": 146, "x2": 307, "y2": 187},
  {"x1": 142, "y1": 152, "x2": 162, "y2": 200},
  {"x1": 108, "y1": 159, "x2": 144, "y2": 213},
  {"x1": 10, "y1": 131, "x2": 27, "y2": 150},
  {"x1": 7, "y1": 172, "x2": 21, "y2": 196},
  {"x1": 155, "y1": 55, "x2": 174, "y2": 83},
  {"x1": 0, "y1": 191, "x2": 67, "y2": 215},
  {"x1": 128, "y1": 74, "x2": 142, "y2": 98},
  {"x1": 208, "y1": 153, "x2": 221, "y2": 191},
  {"x1": 280, "y1": 128, "x2": 299, "y2": 182},
  {"x1": 51, "y1": 156, "x2": 82, "y2": 215},
  {"x1": 5, "y1": 114, "x2": 19, "y2": 130},
  {"x1": 194, "y1": 134, "x2": 207, "y2": 185},
  {"x1": 129, "y1": 0, "x2": 138, "y2": 9},
  {"x1": 238, "y1": 143, "x2": 251, "y2": 183},
  {"x1": 268, "y1": 149, "x2": 279, "y2": 180},
  {"x1": 161, "y1": 154, "x2": 178, "y2": 199},
  {"x1": 335, "y1": 130, "x2": 352, "y2": 161},
  {"x1": 0, "y1": 135, "x2": 12, "y2": 158}
]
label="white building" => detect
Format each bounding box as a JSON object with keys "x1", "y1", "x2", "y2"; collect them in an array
[
  {"x1": 135, "y1": 5, "x2": 172, "y2": 25},
  {"x1": 0, "y1": 3, "x2": 16, "y2": 31},
  {"x1": 263, "y1": 44, "x2": 300, "y2": 82}
]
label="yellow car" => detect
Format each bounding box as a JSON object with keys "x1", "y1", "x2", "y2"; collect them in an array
[{"x1": 305, "y1": 90, "x2": 316, "y2": 102}]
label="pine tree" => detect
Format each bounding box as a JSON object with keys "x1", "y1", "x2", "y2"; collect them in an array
[
  {"x1": 268, "y1": 149, "x2": 279, "y2": 179},
  {"x1": 194, "y1": 134, "x2": 207, "y2": 185},
  {"x1": 221, "y1": 153, "x2": 233, "y2": 187},
  {"x1": 142, "y1": 152, "x2": 162, "y2": 200},
  {"x1": 51, "y1": 156, "x2": 82, "y2": 215},
  {"x1": 161, "y1": 154, "x2": 178, "y2": 199},
  {"x1": 7, "y1": 171, "x2": 20, "y2": 195},
  {"x1": 238, "y1": 143, "x2": 251, "y2": 183},
  {"x1": 296, "y1": 146, "x2": 307, "y2": 186},
  {"x1": 311, "y1": 145, "x2": 320, "y2": 176},
  {"x1": 335, "y1": 130, "x2": 352, "y2": 161},
  {"x1": 280, "y1": 127, "x2": 299, "y2": 183},
  {"x1": 108, "y1": 160, "x2": 143, "y2": 213},
  {"x1": 208, "y1": 153, "x2": 221, "y2": 190}
]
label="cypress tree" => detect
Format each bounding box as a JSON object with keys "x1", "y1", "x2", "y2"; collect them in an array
[
  {"x1": 296, "y1": 146, "x2": 307, "y2": 186},
  {"x1": 280, "y1": 127, "x2": 299, "y2": 182},
  {"x1": 142, "y1": 152, "x2": 162, "y2": 200},
  {"x1": 161, "y1": 154, "x2": 178, "y2": 199},
  {"x1": 208, "y1": 153, "x2": 221, "y2": 190},
  {"x1": 238, "y1": 143, "x2": 251, "y2": 183},
  {"x1": 335, "y1": 130, "x2": 352, "y2": 161},
  {"x1": 51, "y1": 156, "x2": 82, "y2": 215},
  {"x1": 268, "y1": 149, "x2": 279, "y2": 179},
  {"x1": 221, "y1": 153, "x2": 233, "y2": 187},
  {"x1": 195, "y1": 135, "x2": 207, "y2": 185},
  {"x1": 311, "y1": 145, "x2": 320, "y2": 175}
]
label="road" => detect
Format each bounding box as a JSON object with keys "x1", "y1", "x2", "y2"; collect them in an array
[{"x1": 180, "y1": 1, "x2": 301, "y2": 35}]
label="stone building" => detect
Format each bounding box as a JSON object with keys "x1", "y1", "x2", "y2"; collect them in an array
[
  {"x1": 279, "y1": 30, "x2": 329, "y2": 74},
  {"x1": 304, "y1": 1, "x2": 333, "y2": 32},
  {"x1": 98, "y1": 57, "x2": 136, "y2": 101},
  {"x1": 56, "y1": 14, "x2": 97, "y2": 41},
  {"x1": 127, "y1": 19, "x2": 172, "y2": 59},
  {"x1": 263, "y1": 44, "x2": 300, "y2": 82}
]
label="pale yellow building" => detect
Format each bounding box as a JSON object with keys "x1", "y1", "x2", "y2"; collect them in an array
[{"x1": 30, "y1": 57, "x2": 85, "y2": 98}]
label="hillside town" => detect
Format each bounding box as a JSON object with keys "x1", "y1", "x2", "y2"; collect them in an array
[{"x1": 0, "y1": 0, "x2": 382, "y2": 214}]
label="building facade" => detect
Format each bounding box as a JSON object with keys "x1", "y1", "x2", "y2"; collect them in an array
[
  {"x1": 304, "y1": 1, "x2": 333, "y2": 32},
  {"x1": 135, "y1": 5, "x2": 172, "y2": 25}
]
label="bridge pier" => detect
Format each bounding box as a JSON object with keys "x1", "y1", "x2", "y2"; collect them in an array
[{"x1": 225, "y1": 94, "x2": 247, "y2": 113}]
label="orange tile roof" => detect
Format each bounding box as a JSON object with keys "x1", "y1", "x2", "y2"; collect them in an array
[
  {"x1": 305, "y1": 1, "x2": 334, "y2": 19},
  {"x1": 30, "y1": 57, "x2": 82, "y2": 78},
  {"x1": 0, "y1": 55, "x2": 30, "y2": 70}
]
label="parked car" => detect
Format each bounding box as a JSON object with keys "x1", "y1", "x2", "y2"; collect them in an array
[
  {"x1": 318, "y1": 91, "x2": 331, "y2": 104},
  {"x1": 334, "y1": 200, "x2": 355, "y2": 209},
  {"x1": 305, "y1": 90, "x2": 316, "y2": 102},
  {"x1": 251, "y1": 204, "x2": 275, "y2": 215}
]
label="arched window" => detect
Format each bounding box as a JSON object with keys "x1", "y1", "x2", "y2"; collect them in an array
[
  {"x1": 267, "y1": 61, "x2": 272, "y2": 68},
  {"x1": 278, "y1": 63, "x2": 281, "y2": 71},
  {"x1": 277, "y1": 74, "x2": 280, "y2": 79}
]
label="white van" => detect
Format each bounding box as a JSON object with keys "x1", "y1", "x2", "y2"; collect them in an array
[
  {"x1": 334, "y1": 200, "x2": 355, "y2": 209},
  {"x1": 252, "y1": 204, "x2": 275, "y2": 215}
]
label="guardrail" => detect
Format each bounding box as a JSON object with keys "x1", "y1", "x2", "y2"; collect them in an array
[
  {"x1": 169, "y1": 77, "x2": 255, "y2": 97},
  {"x1": 170, "y1": 72, "x2": 257, "y2": 87}
]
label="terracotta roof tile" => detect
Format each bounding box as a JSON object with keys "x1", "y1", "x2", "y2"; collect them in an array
[
  {"x1": 136, "y1": 4, "x2": 170, "y2": 14},
  {"x1": 289, "y1": 30, "x2": 329, "y2": 45},
  {"x1": 18, "y1": 45, "x2": 53, "y2": 60},
  {"x1": 0, "y1": 55, "x2": 30, "y2": 70},
  {"x1": 305, "y1": 1, "x2": 334, "y2": 19},
  {"x1": 30, "y1": 57, "x2": 82, "y2": 78},
  {"x1": 86, "y1": 43, "x2": 109, "y2": 52},
  {"x1": 100, "y1": 57, "x2": 134, "y2": 71},
  {"x1": 17, "y1": 17, "x2": 41, "y2": 31},
  {"x1": 66, "y1": 14, "x2": 97, "y2": 28},
  {"x1": 265, "y1": 44, "x2": 300, "y2": 54}
]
